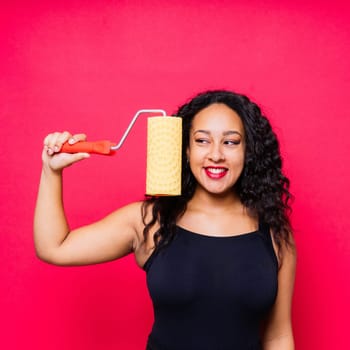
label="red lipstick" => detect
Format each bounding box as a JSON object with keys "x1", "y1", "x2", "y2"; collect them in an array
[{"x1": 204, "y1": 167, "x2": 228, "y2": 179}]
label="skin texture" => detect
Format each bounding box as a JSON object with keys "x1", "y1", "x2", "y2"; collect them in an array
[{"x1": 34, "y1": 103, "x2": 296, "y2": 350}]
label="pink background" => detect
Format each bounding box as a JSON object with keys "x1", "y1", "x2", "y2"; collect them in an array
[{"x1": 1, "y1": 0, "x2": 349, "y2": 349}]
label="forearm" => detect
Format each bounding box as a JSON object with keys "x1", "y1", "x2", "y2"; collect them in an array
[
  {"x1": 262, "y1": 334, "x2": 294, "y2": 350},
  {"x1": 34, "y1": 166, "x2": 70, "y2": 262}
]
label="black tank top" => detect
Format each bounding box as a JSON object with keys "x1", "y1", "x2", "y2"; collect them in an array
[{"x1": 144, "y1": 223, "x2": 278, "y2": 350}]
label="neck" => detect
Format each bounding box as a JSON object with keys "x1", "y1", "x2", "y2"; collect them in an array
[{"x1": 188, "y1": 186, "x2": 243, "y2": 214}]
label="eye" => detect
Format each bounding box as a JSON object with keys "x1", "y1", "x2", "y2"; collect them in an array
[
  {"x1": 195, "y1": 138, "x2": 209, "y2": 144},
  {"x1": 224, "y1": 139, "x2": 241, "y2": 145}
]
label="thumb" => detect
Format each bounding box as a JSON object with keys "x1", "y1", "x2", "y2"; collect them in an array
[
  {"x1": 67, "y1": 152, "x2": 90, "y2": 165},
  {"x1": 49, "y1": 152, "x2": 90, "y2": 171},
  {"x1": 71, "y1": 152, "x2": 90, "y2": 163}
]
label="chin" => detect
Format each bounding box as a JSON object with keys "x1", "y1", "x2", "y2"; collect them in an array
[{"x1": 203, "y1": 186, "x2": 234, "y2": 197}]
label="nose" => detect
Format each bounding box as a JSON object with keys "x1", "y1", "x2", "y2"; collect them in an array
[{"x1": 208, "y1": 143, "x2": 225, "y2": 162}]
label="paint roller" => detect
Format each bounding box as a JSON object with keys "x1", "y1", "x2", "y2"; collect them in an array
[{"x1": 60, "y1": 109, "x2": 182, "y2": 196}]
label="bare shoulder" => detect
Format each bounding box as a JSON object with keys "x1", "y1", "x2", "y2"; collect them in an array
[
  {"x1": 108, "y1": 200, "x2": 145, "y2": 223},
  {"x1": 116, "y1": 199, "x2": 154, "y2": 229},
  {"x1": 103, "y1": 201, "x2": 146, "y2": 242},
  {"x1": 270, "y1": 230, "x2": 296, "y2": 269},
  {"x1": 120, "y1": 199, "x2": 159, "y2": 268},
  {"x1": 111, "y1": 199, "x2": 157, "y2": 239}
]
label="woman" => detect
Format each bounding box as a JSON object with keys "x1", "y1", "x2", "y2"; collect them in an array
[{"x1": 34, "y1": 90, "x2": 296, "y2": 349}]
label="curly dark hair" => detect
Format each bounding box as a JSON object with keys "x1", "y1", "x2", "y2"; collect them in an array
[{"x1": 142, "y1": 90, "x2": 293, "y2": 258}]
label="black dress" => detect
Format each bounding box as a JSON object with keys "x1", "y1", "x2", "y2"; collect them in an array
[{"x1": 144, "y1": 223, "x2": 278, "y2": 350}]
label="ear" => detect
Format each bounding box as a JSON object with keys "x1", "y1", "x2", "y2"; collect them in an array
[{"x1": 186, "y1": 147, "x2": 190, "y2": 160}]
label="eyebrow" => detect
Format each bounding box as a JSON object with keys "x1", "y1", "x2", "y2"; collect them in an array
[{"x1": 193, "y1": 129, "x2": 243, "y2": 137}]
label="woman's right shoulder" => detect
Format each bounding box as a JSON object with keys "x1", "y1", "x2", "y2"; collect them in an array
[
  {"x1": 119, "y1": 199, "x2": 154, "y2": 215},
  {"x1": 115, "y1": 200, "x2": 158, "y2": 254},
  {"x1": 111, "y1": 199, "x2": 155, "y2": 231}
]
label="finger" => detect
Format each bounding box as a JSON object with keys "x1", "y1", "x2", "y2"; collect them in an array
[
  {"x1": 43, "y1": 132, "x2": 59, "y2": 148},
  {"x1": 43, "y1": 133, "x2": 53, "y2": 146},
  {"x1": 43, "y1": 131, "x2": 73, "y2": 155},
  {"x1": 44, "y1": 132, "x2": 61, "y2": 155},
  {"x1": 68, "y1": 133, "x2": 87, "y2": 145},
  {"x1": 54, "y1": 131, "x2": 72, "y2": 152},
  {"x1": 43, "y1": 136, "x2": 51, "y2": 156}
]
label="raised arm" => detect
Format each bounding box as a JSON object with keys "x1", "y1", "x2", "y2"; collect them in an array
[{"x1": 34, "y1": 132, "x2": 143, "y2": 266}]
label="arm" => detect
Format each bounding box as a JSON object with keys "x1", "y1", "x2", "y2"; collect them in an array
[
  {"x1": 261, "y1": 237, "x2": 297, "y2": 350},
  {"x1": 34, "y1": 131, "x2": 142, "y2": 266}
]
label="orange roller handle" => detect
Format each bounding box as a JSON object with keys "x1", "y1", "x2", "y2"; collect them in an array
[{"x1": 60, "y1": 140, "x2": 116, "y2": 155}]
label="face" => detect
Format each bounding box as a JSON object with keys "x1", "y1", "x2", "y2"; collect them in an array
[{"x1": 187, "y1": 103, "x2": 245, "y2": 197}]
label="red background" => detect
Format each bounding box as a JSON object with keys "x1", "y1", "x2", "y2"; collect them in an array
[{"x1": 1, "y1": 0, "x2": 349, "y2": 349}]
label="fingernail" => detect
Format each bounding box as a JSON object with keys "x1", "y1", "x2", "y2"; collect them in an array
[
  {"x1": 68, "y1": 138, "x2": 75, "y2": 144},
  {"x1": 47, "y1": 148, "x2": 53, "y2": 155},
  {"x1": 54, "y1": 146, "x2": 59, "y2": 152}
]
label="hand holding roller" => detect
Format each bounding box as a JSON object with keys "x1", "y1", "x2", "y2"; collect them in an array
[
  {"x1": 61, "y1": 140, "x2": 116, "y2": 155},
  {"x1": 60, "y1": 109, "x2": 182, "y2": 196}
]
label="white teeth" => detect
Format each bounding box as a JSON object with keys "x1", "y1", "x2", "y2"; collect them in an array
[{"x1": 207, "y1": 167, "x2": 226, "y2": 174}]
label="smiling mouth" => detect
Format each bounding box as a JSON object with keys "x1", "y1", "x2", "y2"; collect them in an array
[{"x1": 204, "y1": 167, "x2": 228, "y2": 179}]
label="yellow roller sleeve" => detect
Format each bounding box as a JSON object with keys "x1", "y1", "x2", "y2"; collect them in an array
[{"x1": 146, "y1": 116, "x2": 182, "y2": 196}]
